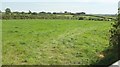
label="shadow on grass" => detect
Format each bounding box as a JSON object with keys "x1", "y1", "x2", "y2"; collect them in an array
[{"x1": 91, "y1": 43, "x2": 119, "y2": 66}]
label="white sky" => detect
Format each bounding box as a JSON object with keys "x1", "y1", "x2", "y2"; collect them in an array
[
  {"x1": 1, "y1": 0, "x2": 119, "y2": 14},
  {"x1": 1, "y1": 0, "x2": 119, "y2": 3}
]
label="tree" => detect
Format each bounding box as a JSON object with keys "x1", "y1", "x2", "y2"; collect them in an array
[
  {"x1": 53, "y1": 12, "x2": 57, "y2": 14},
  {"x1": 47, "y1": 12, "x2": 51, "y2": 14},
  {"x1": 0, "y1": 10, "x2": 2, "y2": 19},
  {"x1": 80, "y1": 12, "x2": 86, "y2": 15},
  {"x1": 39, "y1": 11, "x2": 46, "y2": 14},
  {"x1": 0, "y1": 10, "x2": 1, "y2": 13},
  {"x1": 28, "y1": 10, "x2": 32, "y2": 14},
  {"x1": 21, "y1": 12, "x2": 25, "y2": 14},
  {"x1": 32, "y1": 12, "x2": 37, "y2": 15},
  {"x1": 76, "y1": 12, "x2": 86, "y2": 15},
  {"x1": 64, "y1": 11, "x2": 67, "y2": 13},
  {"x1": 5, "y1": 8, "x2": 11, "y2": 14},
  {"x1": 78, "y1": 17, "x2": 84, "y2": 20}
]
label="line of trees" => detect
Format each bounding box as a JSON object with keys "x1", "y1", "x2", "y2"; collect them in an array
[
  {"x1": 1, "y1": 8, "x2": 86, "y2": 20},
  {"x1": 0, "y1": 8, "x2": 116, "y2": 21}
]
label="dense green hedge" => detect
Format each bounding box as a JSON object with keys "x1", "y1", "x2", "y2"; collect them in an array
[{"x1": 1, "y1": 12, "x2": 116, "y2": 21}]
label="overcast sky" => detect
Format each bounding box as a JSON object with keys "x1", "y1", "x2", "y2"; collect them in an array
[{"x1": 1, "y1": 0, "x2": 119, "y2": 14}]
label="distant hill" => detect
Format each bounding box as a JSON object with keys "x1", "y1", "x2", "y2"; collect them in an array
[{"x1": 89, "y1": 14, "x2": 116, "y2": 17}]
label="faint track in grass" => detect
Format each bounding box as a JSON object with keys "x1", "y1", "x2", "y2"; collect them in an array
[{"x1": 35, "y1": 26, "x2": 95, "y2": 64}]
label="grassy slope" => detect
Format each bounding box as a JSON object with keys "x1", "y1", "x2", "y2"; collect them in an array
[{"x1": 2, "y1": 19, "x2": 111, "y2": 65}]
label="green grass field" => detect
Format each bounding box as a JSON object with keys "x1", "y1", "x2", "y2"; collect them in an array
[{"x1": 2, "y1": 19, "x2": 112, "y2": 65}]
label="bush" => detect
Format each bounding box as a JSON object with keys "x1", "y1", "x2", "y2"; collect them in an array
[{"x1": 78, "y1": 17, "x2": 84, "y2": 20}]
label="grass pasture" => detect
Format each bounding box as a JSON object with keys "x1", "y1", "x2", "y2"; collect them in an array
[{"x1": 2, "y1": 19, "x2": 112, "y2": 65}]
